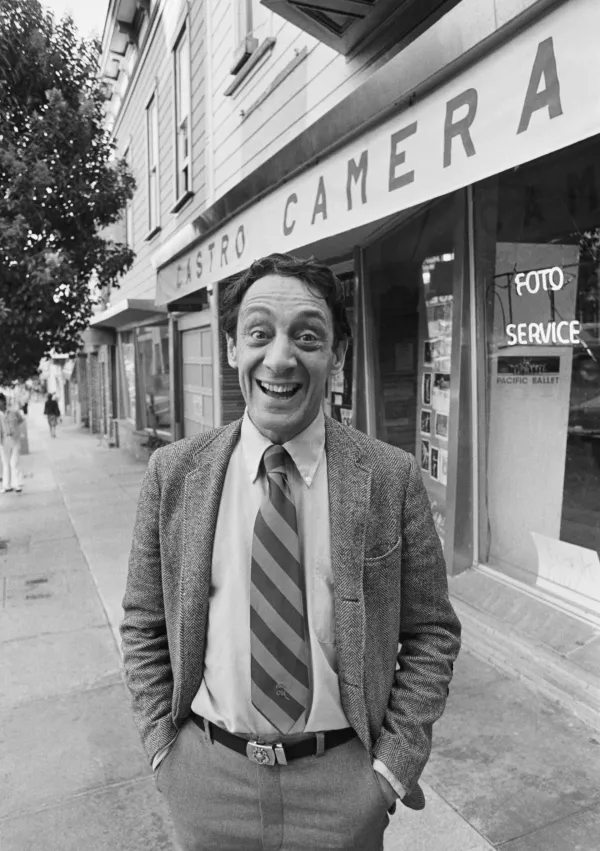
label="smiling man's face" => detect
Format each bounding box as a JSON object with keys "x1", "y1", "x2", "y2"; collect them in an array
[{"x1": 227, "y1": 274, "x2": 347, "y2": 444}]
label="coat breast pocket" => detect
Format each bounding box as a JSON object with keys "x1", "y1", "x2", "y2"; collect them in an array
[{"x1": 364, "y1": 534, "x2": 403, "y2": 565}]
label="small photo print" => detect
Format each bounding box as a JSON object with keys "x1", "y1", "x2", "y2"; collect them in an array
[
  {"x1": 431, "y1": 447, "x2": 439, "y2": 481},
  {"x1": 423, "y1": 341, "x2": 433, "y2": 367},
  {"x1": 420, "y1": 439, "x2": 430, "y2": 473},
  {"x1": 435, "y1": 412, "x2": 449, "y2": 440},
  {"x1": 432, "y1": 372, "x2": 450, "y2": 414},
  {"x1": 339, "y1": 407, "x2": 353, "y2": 427},
  {"x1": 420, "y1": 409, "x2": 431, "y2": 435},
  {"x1": 422, "y1": 372, "x2": 432, "y2": 407},
  {"x1": 439, "y1": 448, "x2": 448, "y2": 486}
]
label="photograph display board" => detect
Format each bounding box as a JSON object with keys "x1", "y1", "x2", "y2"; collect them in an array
[{"x1": 417, "y1": 260, "x2": 454, "y2": 544}]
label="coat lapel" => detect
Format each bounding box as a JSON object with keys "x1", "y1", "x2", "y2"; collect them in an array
[
  {"x1": 176, "y1": 419, "x2": 242, "y2": 720},
  {"x1": 325, "y1": 417, "x2": 372, "y2": 748}
]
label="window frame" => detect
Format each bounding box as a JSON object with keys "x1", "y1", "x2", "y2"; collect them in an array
[
  {"x1": 145, "y1": 87, "x2": 161, "y2": 238},
  {"x1": 123, "y1": 143, "x2": 134, "y2": 248},
  {"x1": 172, "y1": 22, "x2": 193, "y2": 211},
  {"x1": 231, "y1": 0, "x2": 259, "y2": 75}
]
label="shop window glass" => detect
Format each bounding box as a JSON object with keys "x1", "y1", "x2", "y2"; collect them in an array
[
  {"x1": 326, "y1": 269, "x2": 355, "y2": 427},
  {"x1": 135, "y1": 324, "x2": 172, "y2": 432},
  {"x1": 475, "y1": 135, "x2": 600, "y2": 615},
  {"x1": 119, "y1": 331, "x2": 136, "y2": 422},
  {"x1": 364, "y1": 195, "x2": 459, "y2": 546}
]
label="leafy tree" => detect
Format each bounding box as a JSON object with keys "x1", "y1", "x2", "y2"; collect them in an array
[{"x1": 0, "y1": 0, "x2": 135, "y2": 383}]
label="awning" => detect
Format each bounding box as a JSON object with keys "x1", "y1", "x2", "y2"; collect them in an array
[
  {"x1": 79, "y1": 327, "x2": 116, "y2": 350},
  {"x1": 89, "y1": 298, "x2": 167, "y2": 329},
  {"x1": 156, "y1": 0, "x2": 600, "y2": 307}
]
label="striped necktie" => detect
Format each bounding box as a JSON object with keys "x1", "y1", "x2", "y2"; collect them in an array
[{"x1": 250, "y1": 444, "x2": 310, "y2": 733}]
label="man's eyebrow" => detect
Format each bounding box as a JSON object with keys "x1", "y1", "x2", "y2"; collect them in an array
[{"x1": 291, "y1": 309, "x2": 328, "y2": 324}]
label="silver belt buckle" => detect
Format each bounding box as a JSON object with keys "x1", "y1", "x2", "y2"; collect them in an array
[{"x1": 246, "y1": 741, "x2": 287, "y2": 766}]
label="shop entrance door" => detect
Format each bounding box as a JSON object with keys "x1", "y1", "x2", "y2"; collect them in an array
[{"x1": 179, "y1": 311, "x2": 214, "y2": 437}]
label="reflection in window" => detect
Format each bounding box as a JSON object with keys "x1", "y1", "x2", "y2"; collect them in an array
[
  {"x1": 135, "y1": 325, "x2": 171, "y2": 432},
  {"x1": 476, "y1": 135, "x2": 600, "y2": 614},
  {"x1": 119, "y1": 331, "x2": 136, "y2": 422},
  {"x1": 364, "y1": 195, "x2": 458, "y2": 545}
]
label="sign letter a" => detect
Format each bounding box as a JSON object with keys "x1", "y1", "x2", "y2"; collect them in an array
[{"x1": 517, "y1": 37, "x2": 563, "y2": 134}]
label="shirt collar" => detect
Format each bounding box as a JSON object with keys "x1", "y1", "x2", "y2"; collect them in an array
[{"x1": 241, "y1": 408, "x2": 325, "y2": 488}]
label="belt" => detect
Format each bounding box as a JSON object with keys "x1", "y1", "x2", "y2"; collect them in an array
[{"x1": 191, "y1": 714, "x2": 356, "y2": 766}]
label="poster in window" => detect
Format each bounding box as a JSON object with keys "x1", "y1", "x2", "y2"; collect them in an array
[
  {"x1": 435, "y1": 412, "x2": 449, "y2": 440},
  {"x1": 423, "y1": 341, "x2": 433, "y2": 367},
  {"x1": 122, "y1": 342, "x2": 136, "y2": 421},
  {"x1": 339, "y1": 407, "x2": 352, "y2": 427},
  {"x1": 438, "y1": 448, "x2": 448, "y2": 486},
  {"x1": 420, "y1": 409, "x2": 431, "y2": 436},
  {"x1": 330, "y1": 372, "x2": 345, "y2": 394},
  {"x1": 426, "y1": 295, "x2": 453, "y2": 340},
  {"x1": 432, "y1": 372, "x2": 450, "y2": 414},
  {"x1": 420, "y1": 439, "x2": 430, "y2": 472},
  {"x1": 422, "y1": 372, "x2": 432, "y2": 406},
  {"x1": 431, "y1": 446, "x2": 439, "y2": 481}
]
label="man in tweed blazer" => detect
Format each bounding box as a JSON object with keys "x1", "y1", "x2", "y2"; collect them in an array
[{"x1": 122, "y1": 253, "x2": 461, "y2": 850}]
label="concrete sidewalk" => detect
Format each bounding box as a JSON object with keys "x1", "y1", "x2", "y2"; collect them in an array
[{"x1": 1, "y1": 402, "x2": 599, "y2": 850}]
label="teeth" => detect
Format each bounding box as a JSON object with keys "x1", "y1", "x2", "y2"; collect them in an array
[{"x1": 259, "y1": 381, "x2": 299, "y2": 394}]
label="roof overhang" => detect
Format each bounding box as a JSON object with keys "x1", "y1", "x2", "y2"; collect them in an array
[
  {"x1": 260, "y1": 0, "x2": 459, "y2": 57},
  {"x1": 89, "y1": 298, "x2": 166, "y2": 330}
]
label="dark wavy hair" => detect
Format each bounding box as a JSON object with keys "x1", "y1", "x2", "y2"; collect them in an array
[{"x1": 219, "y1": 253, "x2": 352, "y2": 347}]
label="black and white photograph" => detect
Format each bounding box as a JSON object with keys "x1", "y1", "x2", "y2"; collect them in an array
[
  {"x1": 435, "y1": 412, "x2": 449, "y2": 440},
  {"x1": 423, "y1": 340, "x2": 433, "y2": 367},
  {"x1": 2, "y1": 1, "x2": 599, "y2": 850},
  {"x1": 432, "y1": 372, "x2": 451, "y2": 414},
  {"x1": 420, "y1": 408, "x2": 432, "y2": 435},
  {"x1": 420, "y1": 438, "x2": 430, "y2": 473},
  {"x1": 422, "y1": 372, "x2": 432, "y2": 407},
  {"x1": 431, "y1": 446, "x2": 439, "y2": 481}
]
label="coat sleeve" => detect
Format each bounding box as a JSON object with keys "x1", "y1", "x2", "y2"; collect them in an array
[
  {"x1": 120, "y1": 451, "x2": 178, "y2": 764},
  {"x1": 373, "y1": 454, "x2": 461, "y2": 794}
]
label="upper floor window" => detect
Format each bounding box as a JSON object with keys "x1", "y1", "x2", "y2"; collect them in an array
[
  {"x1": 174, "y1": 25, "x2": 191, "y2": 202},
  {"x1": 146, "y1": 93, "x2": 160, "y2": 234},
  {"x1": 232, "y1": 0, "x2": 258, "y2": 74},
  {"x1": 124, "y1": 146, "x2": 134, "y2": 248}
]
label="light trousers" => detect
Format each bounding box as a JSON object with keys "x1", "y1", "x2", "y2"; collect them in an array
[
  {"x1": 156, "y1": 719, "x2": 391, "y2": 851},
  {"x1": 1, "y1": 437, "x2": 21, "y2": 490}
]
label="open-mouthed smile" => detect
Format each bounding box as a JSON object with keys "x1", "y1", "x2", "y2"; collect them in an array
[{"x1": 256, "y1": 379, "x2": 302, "y2": 399}]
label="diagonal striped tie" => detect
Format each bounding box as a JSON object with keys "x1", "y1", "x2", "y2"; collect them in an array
[{"x1": 250, "y1": 444, "x2": 310, "y2": 733}]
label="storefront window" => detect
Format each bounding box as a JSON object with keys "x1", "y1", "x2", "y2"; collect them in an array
[
  {"x1": 135, "y1": 324, "x2": 172, "y2": 433},
  {"x1": 119, "y1": 331, "x2": 137, "y2": 422},
  {"x1": 327, "y1": 269, "x2": 355, "y2": 427},
  {"x1": 475, "y1": 135, "x2": 600, "y2": 614},
  {"x1": 364, "y1": 194, "x2": 460, "y2": 546}
]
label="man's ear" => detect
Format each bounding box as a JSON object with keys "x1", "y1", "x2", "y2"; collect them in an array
[
  {"x1": 226, "y1": 335, "x2": 237, "y2": 369},
  {"x1": 330, "y1": 338, "x2": 349, "y2": 376}
]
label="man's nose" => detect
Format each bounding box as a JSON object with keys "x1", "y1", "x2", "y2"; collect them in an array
[{"x1": 262, "y1": 334, "x2": 296, "y2": 371}]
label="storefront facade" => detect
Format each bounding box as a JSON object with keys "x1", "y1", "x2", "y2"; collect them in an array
[{"x1": 153, "y1": 0, "x2": 600, "y2": 725}]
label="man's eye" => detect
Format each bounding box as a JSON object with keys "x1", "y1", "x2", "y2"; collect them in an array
[
  {"x1": 299, "y1": 333, "x2": 318, "y2": 343},
  {"x1": 250, "y1": 329, "x2": 268, "y2": 340}
]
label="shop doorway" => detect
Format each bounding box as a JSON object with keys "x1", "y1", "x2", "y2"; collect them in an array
[
  {"x1": 363, "y1": 195, "x2": 460, "y2": 547},
  {"x1": 179, "y1": 311, "x2": 215, "y2": 436}
]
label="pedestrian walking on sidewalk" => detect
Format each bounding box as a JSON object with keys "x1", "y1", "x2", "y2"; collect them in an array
[
  {"x1": 0, "y1": 395, "x2": 24, "y2": 493},
  {"x1": 43, "y1": 393, "x2": 61, "y2": 437},
  {"x1": 122, "y1": 254, "x2": 461, "y2": 851}
]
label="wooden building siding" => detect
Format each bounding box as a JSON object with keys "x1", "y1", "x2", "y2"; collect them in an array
[
  {"x1": 208, "y1": 1, "x2": 398, "y2": 202},
  {"x1": 104, "y1": 0, "x2": 207, "y2": 304}
]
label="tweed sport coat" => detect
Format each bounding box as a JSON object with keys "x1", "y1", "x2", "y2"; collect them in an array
[{"x1": 121, "y1": 415, "x2": 461, "y2": 808}]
